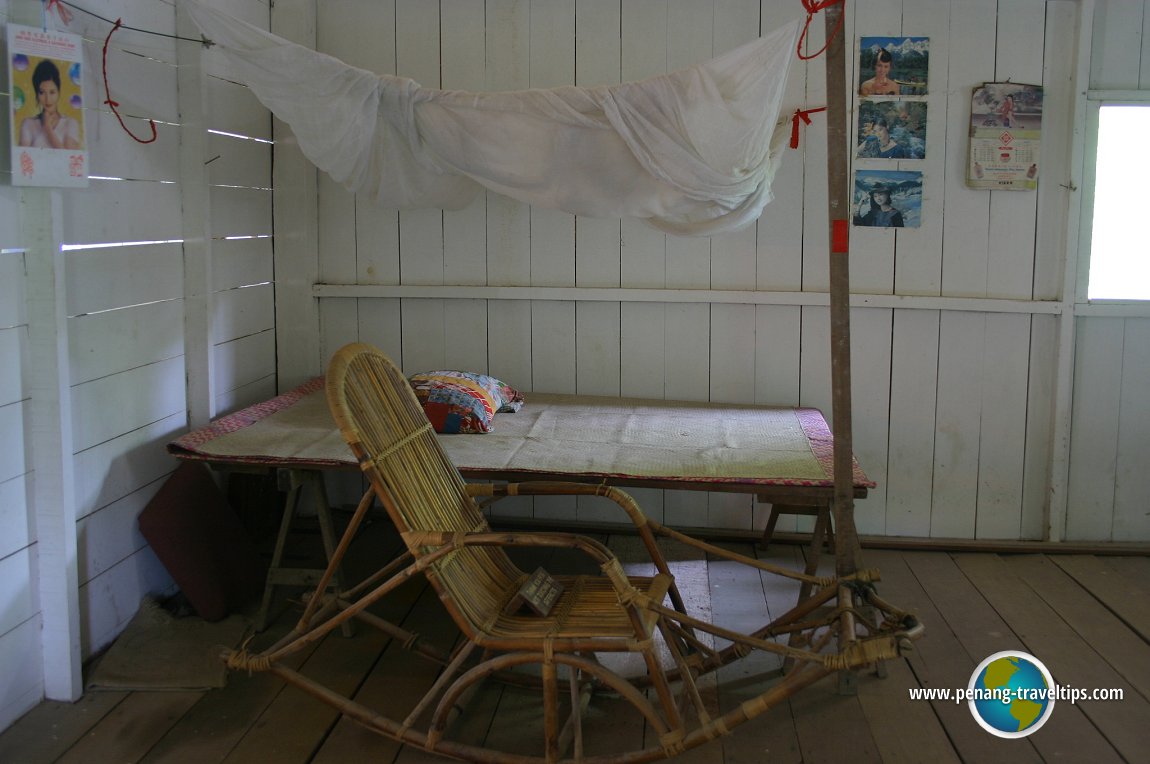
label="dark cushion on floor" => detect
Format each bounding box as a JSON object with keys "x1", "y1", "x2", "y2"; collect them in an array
[{"x1": 139, "y1": 462, "x2": 265, "y2": 621}]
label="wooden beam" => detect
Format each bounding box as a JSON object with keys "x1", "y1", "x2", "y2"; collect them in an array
[
  {"x1": 176, "y1": 3, "x2": 215, "y2": 429},
  {"x1": 23, "y1": 188, "x2": 82, "y2": 700},
  {"x1": 271, "y1": 0, "x2": 322, "y2": 391},
  {"x1": 823, "y1": 3, "x2": 859, "y2": 577},
  {"x1": 1048, "y1": 0, "x2": 1097, "y2": 542},
  {"x1": 312, "y1": 283, "x2": 1065, "y2": 315}
]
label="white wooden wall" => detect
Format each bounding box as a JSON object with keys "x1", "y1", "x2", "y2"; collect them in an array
[
  {"x1": 1066, "y1": 0, "x2": 1150, "y2": 542},
  {"x1": 0, "y1": 0, "x2": 1146, "y2": 739},
  {"x1": 0, "y1": 0, "x2": 273, "y2": 730},
  {"x1": 284, "y1": 0, "x2": 1130, "y2": 541},
  {"x1": 1, "y1": 0, "x2": 44, "y2": 730}
]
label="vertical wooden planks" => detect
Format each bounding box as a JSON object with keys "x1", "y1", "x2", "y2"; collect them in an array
[
  {"x1": 527, "y1": 0, "x2": 577, "y2": 407},
  {"x1": 486, "y1": 0, "x2": 534, "y2": 446},
  {"x1": 442, "y1": 0, "x2": 488, "y2": 291},
  {"x1": 1032, "y1": 1, "x2": 1077, "y2": 302},
  {"x1": 986, "y1": 0, "x2": 1044, "y2": 301},
  {"x1": 1089, "y1": 0, "x2": 1144, "y2": 89},
  {"x1": 1066, "y1": 317, "x2": 1124, "y2": 540},
  {"x1": 705, "y1": 0, "x2": 760, "y2": 530},
  {"x1": 397, "y1": 0, "x2": 447, "y2": 371},
  {"x1": 318, "y1": 0, "x2": 398, "y2": 363},
  {"x1": 664, "y1": 0, "x2": 713, "y2": 296},
  {"x1": 575, "y1": 0, "x2": 622, "y2": 411},
  {"x1": 797, "y1": 305, "x2": 831, "y2": 535},
  {"x1": 975, "y1": 313, "x2": 1031, "y2": 538},
  {"x1": 756, "y1": 0, "x2": 807, "y2": 293},
  {"x1": 709, "y1": 303, "x2": 757, "y2": 529},
  {"x1": 1114, "y1": 319, "x2": 1150, "y2": 541},
  {"x1": 940, "y1": 0, "x2": 995, "y2": 297},
  {"x1": 272, "y1": 0, "x2": 322, "y2": 388},
  {"x1": 528, "y1": 0, "x2": 576, "y2": 292},
  {"x1": 885, "y1": 309, "x2": 940, "y2": 536},
  {"x1": 931, "y1": 311, "x2": 984, "y2": 538},
  {"x1": 619, "y1": 0, "x2": 669, "y2": 530},
  {"x1": 1021, "y1": 314, "x2": 1056, "y2": 539},
  {"x1": 848, "y1": 0, "x2": 901, "y2": 296},
  {"x1": 177, "y1": 6, "x2": 214, "y2": 428},
  {"x1": 799, "y1": 8, "x2": 829, "y2": 294},
  {"x1": 710, "y1": 0, "x2": 759, "y2": 293},
  {"x1": 897, "y1": 0, "x2": 948, "y2": 296},
  {"x1": 0, "y1": 242, "x2": 36, "y2": 733},
  {"x1": 850, "y1": 308, "x2": 893, "y2": 535},
  {"x1": 659, "y1": 0, "x2": 715, "y2": 530}
]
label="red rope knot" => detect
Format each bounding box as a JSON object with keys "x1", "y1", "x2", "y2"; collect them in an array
[
  {"x1": 797, "y1": 0, "x2": 846, "y2": 61},
  {"x1": 44, "y1": 0, "x2": 73, "y2": 25},
  {"x1": 790, "y1": 106, "x2": 827, "y2": 149},
  {"x1": 103, "y1": 18, "x2": 158, "y2": 144}
]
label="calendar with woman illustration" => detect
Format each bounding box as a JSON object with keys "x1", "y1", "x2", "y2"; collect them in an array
[
  {"x1": 7, "y1": 24, "x2": 88, "y2": 187},
  {"x1": 967, "y1": 82, "x2": 1043, "y2": 191}
]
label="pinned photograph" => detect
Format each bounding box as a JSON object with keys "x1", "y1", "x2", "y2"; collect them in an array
[
  {"x1": 858, "y1": 36, "x2": 929, "y2": 97},
  {"x1": 853, "y1": 169, "x2": 923, "y2": 229},
  {"x1": 856, "y1": 100, "x2": 927, "y2": 160}
]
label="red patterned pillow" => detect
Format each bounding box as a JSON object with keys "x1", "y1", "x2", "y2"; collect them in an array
[{"x1": 409, "y1": 371, "x2": 524, "y2": 433}]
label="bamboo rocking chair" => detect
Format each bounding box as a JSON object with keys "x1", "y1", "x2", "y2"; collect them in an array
[{"x1": 225, "y1": 342, "x2": 922, "y2": 763}]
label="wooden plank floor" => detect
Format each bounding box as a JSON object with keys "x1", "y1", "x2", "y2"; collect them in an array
[{"x1": 3, "y1": 525, "x2": 1149, "y2": 763}]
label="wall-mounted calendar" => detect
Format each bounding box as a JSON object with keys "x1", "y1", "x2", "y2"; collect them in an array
[{"x1": 967, "y1": 82, "x2": 1043, "y2": 191}]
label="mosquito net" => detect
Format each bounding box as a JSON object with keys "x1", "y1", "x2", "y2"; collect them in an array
[{"x1": 183, "y1": 1, "x2": 800, "y2": 236}]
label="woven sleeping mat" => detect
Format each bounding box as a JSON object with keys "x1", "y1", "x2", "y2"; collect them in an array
[{"x1": 168, "y1": 379, "x2": 872, "y2": 489}]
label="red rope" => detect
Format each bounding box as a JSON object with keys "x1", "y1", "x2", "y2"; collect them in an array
[
  {"x1": 790, "y1": 106, "x2": 827, "y2": 149},
  {"x1": 102, "y1": 18, "x2": 157, "y2": 144},
  {"x1": 797, "y1": 0, "x2": 845, "y2": 61}
]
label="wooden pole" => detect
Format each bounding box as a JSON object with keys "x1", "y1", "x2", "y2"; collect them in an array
[{"x1": 823, "y1": 3, "x2": 861, "y2": 577}]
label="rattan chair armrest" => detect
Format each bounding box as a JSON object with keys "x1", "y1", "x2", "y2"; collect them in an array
[
  {"x1": 401, "y1": 529, "x2": 647, "y2": 599},
  {"x1": 476, "y1": 482, "x2": 649, "y2": 529},
  {"x1": 402, "y1": 529, "x2": 612, "y2": 563}
]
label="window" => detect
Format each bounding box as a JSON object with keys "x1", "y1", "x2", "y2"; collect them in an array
[{"x1": 1085, "y1": 102, "x2": 1150, "y2": 301}]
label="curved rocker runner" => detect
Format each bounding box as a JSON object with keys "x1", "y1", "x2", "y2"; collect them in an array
[{"x1": 223, "y1": 343, "x2": 923, "y2": 763}]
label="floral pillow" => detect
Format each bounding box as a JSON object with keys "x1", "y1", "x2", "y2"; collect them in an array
[{"x1": 409, "y1": 371, "x2": 524, "y2": 434}]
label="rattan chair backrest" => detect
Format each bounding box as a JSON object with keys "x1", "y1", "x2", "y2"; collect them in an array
[{"x1": 326, "y1": 343, "x2": 521, "y2": 633}]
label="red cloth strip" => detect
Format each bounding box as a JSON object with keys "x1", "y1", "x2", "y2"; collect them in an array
[{"x1": 790, "y1": 106, "x2": 827, "y2": 149}]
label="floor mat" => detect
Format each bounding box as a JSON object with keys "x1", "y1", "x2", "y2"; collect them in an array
[{"x1": 86, "y1": 598, "x2": 250, "y2": 691}]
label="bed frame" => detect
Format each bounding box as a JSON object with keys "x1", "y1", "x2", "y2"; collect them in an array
[{"x1": 169, "y1": 375, "x2": 871, "y2": 630}]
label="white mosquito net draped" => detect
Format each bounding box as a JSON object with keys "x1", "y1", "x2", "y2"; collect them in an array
[{"x1": 183, "y1": 1, "x2": 801, "y2": 236}]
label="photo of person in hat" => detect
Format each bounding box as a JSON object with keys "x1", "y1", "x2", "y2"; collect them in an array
[{"x1": 855, "y1": 182, "x2": 904, "y2": 227}]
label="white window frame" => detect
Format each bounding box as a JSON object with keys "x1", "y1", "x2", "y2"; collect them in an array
[{"x1": 1076, "y1": 91, "x2": 1150, "y2": 317}]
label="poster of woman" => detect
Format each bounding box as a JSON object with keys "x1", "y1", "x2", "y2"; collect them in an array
[
  {"x1": 856, "y1": 100, "x2": 927, "y2": 160},
  {"x1": 8, "y1": 24, "x2": 88, "y2": 187},
  {"x1": 858, "y1": 36, "x2": 929, "y2": 97},
  {"x1": 853, "y1": 169, "x2": 924, "y2": 228}
]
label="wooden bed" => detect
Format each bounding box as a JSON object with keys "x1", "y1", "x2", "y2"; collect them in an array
[
  {"x1": 168, "y1": 377, "x2": 872, "y2": 628},
  {"x1": 168, "y1": 377, "x2": 871, "y2": 498}
]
